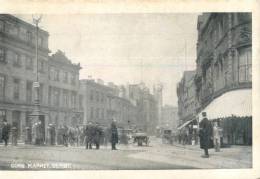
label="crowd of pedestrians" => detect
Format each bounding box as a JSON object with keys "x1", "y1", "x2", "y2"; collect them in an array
[{"x1": 1, "y1": 118, "x2": 119, "y2": 151}]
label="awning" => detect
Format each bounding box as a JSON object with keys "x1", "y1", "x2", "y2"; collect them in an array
[
  {"x1": 198, "y1": 89, "x2": 252, "y2": 121},
  {"x1": 177, "y1": 119, "x2": 194, "y2": 130}
]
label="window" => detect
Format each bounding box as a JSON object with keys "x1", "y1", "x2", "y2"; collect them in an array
[
  {"x1": 48, "y1": 86, "x2": 52, "y2": 105},
  {"x1": 90, "y1": 90, "x2": 94, "y2": 101},
  {"x1": 54, "y1": 88, "x2": 60, "y2": 106},
  {"x1": 39, "y1": 83, "x2": 44, "y2": 104},
  {"x1": 0, "y1": 109, "x2": 6, "y2": 124},
  {"x1": 101, "y1": 108, "x2": 104, "y2": 119},
  {"x1": 0, "y1": 20, "x2": 4, "y2": 32},
  {"x1": 49, "y1": 67, "x2": 55, "y2": 80},
  {"x1": 26, "y1": 81, "x2": 32, "y2": 103},
  {"x1": 13, "y1": 52, "x2": 21, "y2": 67},
  {"x1": 27, "y1": 31, "x2": 33, "y2": 43},
  {"x1": 71, "y1": 74, "x2": 76, "y2": 85},
  {"x1": 239, "y1": 48, "x2": 252, "y2": 82},
  {"x1": 39, "y1": 59, "x2": 45, "y2": 73},
  {"x1": 0, "y1": 75, "x2": 5, "y2": 98},
  {"x1": 13, "y1": 78, "x2": 20, "y2": 100},
  {"x1": 79, "y1": 95, "x2": 83, "y2": 109},
  {"x1": 5, "y1": 22, "x2": 18, "y2": 36},
  {"x1": 63, "y1": 71, "x2": 68, "y2": 83},
  {"x1": 96, "y1": 91, "x2": 99, "y2": 102},
  {"x1": 96, "y1": 108, "x2": 99, "y2": 119},
  {"x1": 54, "y1": 69, "x2": 59, "y2": 81},
  {"x1": 38, "y1": 36, "x2": 43, "y2": 48},
  {"x1": 26, "y1": 56, "x2": 33, "y2": 70},
  {"x1": 63, "y1": 90, "x2": 69, "y2": 107},
  {"x1": 71, "y1": 92, "x2": 77, "y2": 108},
  {"x1": 0, "y1": 48, "x2": 5, "y2": 62},
  {"x1": 19, "y1": 27, "x2": 28, "y2": 41}
]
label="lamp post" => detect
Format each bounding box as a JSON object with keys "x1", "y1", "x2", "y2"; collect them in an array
[{"x1": 29, "y1": 14, "x2": 44, "y2": 145}]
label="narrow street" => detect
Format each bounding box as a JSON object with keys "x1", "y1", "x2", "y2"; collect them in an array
[{"x1": 0, "y1": 137, "x2": 251, "y2": 170}]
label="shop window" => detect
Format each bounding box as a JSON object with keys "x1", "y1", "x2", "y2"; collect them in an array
[{"x1": 239, "y1": 47, "x2": 252, "y2": 82}]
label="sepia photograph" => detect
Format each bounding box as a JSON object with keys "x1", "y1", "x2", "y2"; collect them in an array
[{"x1": 0, "y1": 12, "x2": 253, "y2": 171}]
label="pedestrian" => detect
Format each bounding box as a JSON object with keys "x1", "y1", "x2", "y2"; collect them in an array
[
  {"x1": 213, "y1": 121, "x2": 221, "y2": 152},
  {"x1": 75, "y1": 125, "x2": 81, "y2": 147},
  {"x1": 62, "y1": 124, "x2": 68, "y2": 147},
  {"x1": 110, "y1": 119, "x2": 118, "y2": 150},
  {"x1": 93, "y1": 123, "x2": 102, "y2": 149},
  {"x1": 199, "y1": 112, "x2": 213, "y2": 158},
  {"x1": 1, "y1": 120, "x2": 10, "y2": 146},
  {"x1": 85, "y1": 122, "x2": 93, "y2": 149}
]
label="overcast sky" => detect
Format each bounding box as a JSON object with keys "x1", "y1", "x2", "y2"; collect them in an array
[{"x1": 16, "y1": 13, "x2": 199, "y2": 106}]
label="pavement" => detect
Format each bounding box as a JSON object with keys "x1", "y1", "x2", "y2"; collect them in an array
[{"x1": 0, "y1": 137, "x2": 252, "y2": 170}]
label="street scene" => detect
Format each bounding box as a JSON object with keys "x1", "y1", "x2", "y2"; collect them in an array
[{"x1": 0, "y1": 13, "x2": 252, "y2": 170}]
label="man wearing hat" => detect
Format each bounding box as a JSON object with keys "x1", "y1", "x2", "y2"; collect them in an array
[{"x1": 199, "y1": 112, "x2": 213, "y2": 158}]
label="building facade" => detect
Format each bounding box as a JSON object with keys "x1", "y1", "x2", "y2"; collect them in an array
[
  {"x1": 177, "y1": 71, "x2": 198, "y2": 125},
  {"x1": 0, "y1": 14, "x2": 49, "y2": 140},
  {"x1": 195, "y1": 13, "x2": 252, "y2": 145},
  {"x1": 80, "y1": 79, "x2": 137, "y2": 128},
  {"x1": 0, "y1": 15, "x2": 83, "y2": 142},
  {"x1": 195, "y1": 13, "x2": 252, "y2": 109},
  {"x1": 47, "y1": 50, "x2": 83, "y2": 128},
  {"x1": 161, "y1": 105, "x2": 178, "y2": 131},
  {"x1": 126, "y1": 83, "x2": 158, "y2": 134}
]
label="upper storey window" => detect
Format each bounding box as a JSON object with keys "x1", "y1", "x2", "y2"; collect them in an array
[
  {"x1": 5, "y1": 22, "x2": 18, "y2": 36},
  {"x1": 239, "y1": 47, "x2": 252, "y2": 83}
]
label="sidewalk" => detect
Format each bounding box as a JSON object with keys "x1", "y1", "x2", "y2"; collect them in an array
[{"x1": 128, "y1": 141, "x2": 252, "y2": 169}]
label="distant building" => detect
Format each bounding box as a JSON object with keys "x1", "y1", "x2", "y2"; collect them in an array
[
  {"x1": 80, "y1": 79, "x2": 137, "y2": 128},
  {"x1": 177, "y1": 70, "x2": 198, "y2": 126},
  {"x1": 161, "y1": 105, "x2": 178, "y2": 131},
  {"x1": 126, "y1": 83, "x2": 158, "y2": 134}
]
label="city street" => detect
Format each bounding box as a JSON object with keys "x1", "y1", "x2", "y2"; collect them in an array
[{"x1": 0, "y1": 137, "x2": 252, "y2": 170}]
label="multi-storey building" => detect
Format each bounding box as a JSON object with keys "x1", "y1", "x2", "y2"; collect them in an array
[
  {"x1": 80, "y1": 78, "x2": 116, "y2": 126},
  {"x1": 0, "y1": 14, "x2": 49, "y2": 140},
  {"x1": 195, "y1": 13, "x2": 252, "y2": 109},
  {"x1": 126, "y1": 83, "x2": 158, "y2": 134},
  {"x1": 177, "y1": 70, "x2": 198, "y2": 126},
  {"x1": 0, "y1": 14, "x2": 83, "y2": 142},
  {"x1": 195, "y1": 13, "x2": 252, "y2": 145},
  {"x1": 161, "y1": 105, "x2": 179, "y2": 131},
  {"x1": 80, "y1": 79, "x2": 137, "y2": 128},
  {"x1": 47, "y1": 50, "x2": 83, "y2": 127}
]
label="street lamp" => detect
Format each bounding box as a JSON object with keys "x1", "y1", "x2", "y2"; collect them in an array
[{"x1": 29, "y1": 14, "x2": 44, "y2": 145}]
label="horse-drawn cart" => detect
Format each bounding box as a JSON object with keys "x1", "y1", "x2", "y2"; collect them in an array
[{"x1": 133, "y1": 132, "x2": 149, "y2": 146}]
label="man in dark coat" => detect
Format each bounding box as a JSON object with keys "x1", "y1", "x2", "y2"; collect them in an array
[
  {"x1": 110, "y1": 120, "x2": 118, "y2": 150},
  {"x1": 93, "y1": 123, "x2": 102, "y2": 149},
  {"x1": 199, "y1": 112, "x2": 213, "y2": 158},
  {"x1": 2, "y1": 120, "x2": 10, "y2": 146},
  {"x1": 85, "y1": 122, "x2": 93, "y2": 149}
]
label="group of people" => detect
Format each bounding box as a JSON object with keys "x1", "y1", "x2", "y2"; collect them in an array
[
  {"x1": 84, "y1": 120, "x2": 118, "y2": 150},
  {"x1": 199, "y1": 112, "x2": 222, "y2": 158}
]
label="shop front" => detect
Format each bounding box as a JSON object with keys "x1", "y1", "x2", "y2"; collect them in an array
[{"x1": 198, "y1": 89, "x2": 252, "y2": 146}]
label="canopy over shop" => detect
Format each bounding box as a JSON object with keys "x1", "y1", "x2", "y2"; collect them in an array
[{"x1": 198, "y1": 89, "x2": 252, "y2": 145}]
